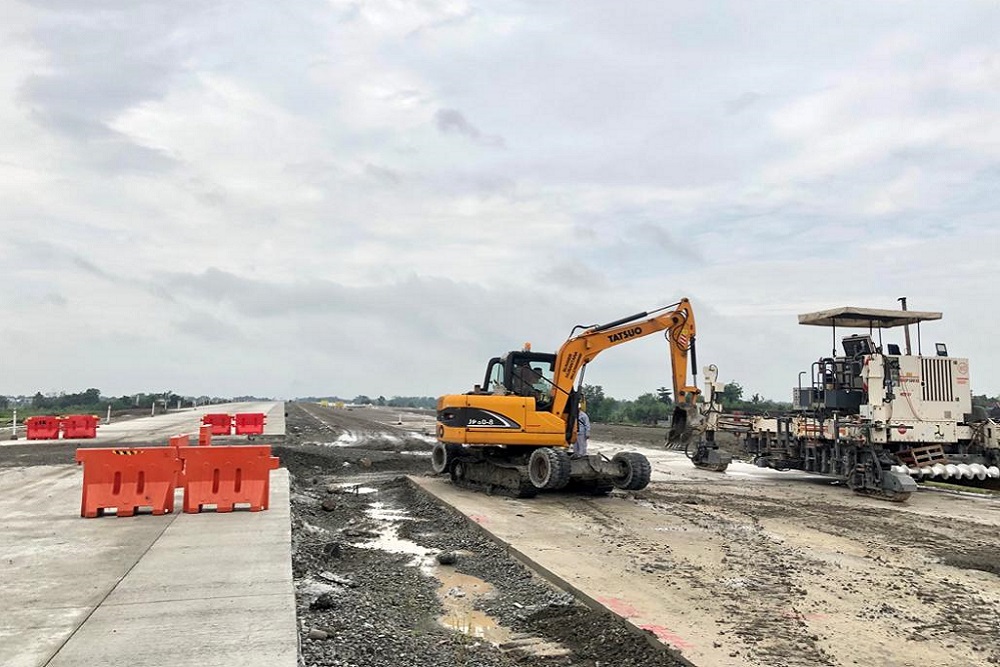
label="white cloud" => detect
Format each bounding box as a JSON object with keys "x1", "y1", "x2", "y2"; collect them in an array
[{"x1": 2, "y1": 1, "x2": 1000, "y2": 402}]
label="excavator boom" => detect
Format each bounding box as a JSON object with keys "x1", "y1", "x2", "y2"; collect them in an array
[{"x1": 549, "y1": 298, "x2": 700, "y2": 419}]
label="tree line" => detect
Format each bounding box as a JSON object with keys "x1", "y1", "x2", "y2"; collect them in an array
[
  {"x1": 305, "y1": 383, "x2": 794, "y2": 426},
  {"x1": 581, "y1": 382, "x2": 793, "y2": 425},
  {"x1": 0, "y1": 389, "x2": 248, "y2": 417}
]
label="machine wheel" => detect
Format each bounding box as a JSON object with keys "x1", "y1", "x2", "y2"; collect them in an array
[
  {"x1": 612, "y1": 452, "x2": 652, "y2": 491},
  {"x1": 449, "y1": 459, "x2": 469, "y2": 484},
  {"x1": 431, "y1": 442, "x2": 451, "y2": 474},
  {"x1": 528, "y1": 448, "x2": 572, "y2": 490}
]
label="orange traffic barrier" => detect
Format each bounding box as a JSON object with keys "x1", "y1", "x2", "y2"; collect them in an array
[
  {"x1": 25, "y1": 416, "x2": 60, "y2": 440},
  {"x1": 233, "y1": 412, "x2": 266, "y2": 436},
  {"x1": 201, "y1": 413, "x2": 232, "y2": 436},
  {"x1": 75, "y1": 447, "x2": 182, "y2": 518},
  {"x1": 198, "y1": 425, "x2": 212, "y2": 446},
  {"x1": 61, "y1": 414, "x2": 99, "y2": 439},
  {"x1": 169, "y1": 434, "x2": 191, "y2": 448},
  {"x1": 177, "y1": 445, "x2": 280, "y2": 513}
]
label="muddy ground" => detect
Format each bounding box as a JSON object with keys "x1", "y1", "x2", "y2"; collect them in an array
[
  {"x1": 5, "y1": 404, "x2": 998, "y2": 666},
  {"x1": 288, "y1": 404, "x2": 1000, "y2": 667},
  {"x1": 279, "y1": 402, "x2": 689, "y2": 667}
]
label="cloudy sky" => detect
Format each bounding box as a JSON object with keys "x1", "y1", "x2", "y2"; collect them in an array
[{"x1": 2, "y1": 1, "x2": 999, "y2": 402}]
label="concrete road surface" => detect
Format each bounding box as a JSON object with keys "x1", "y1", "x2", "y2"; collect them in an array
[
  {"x1": 0, "y1": 462, "x2": 296, "y2": 667},
  {"x1": 2, "y1": 401, "x2": 285, "y2": 447}
]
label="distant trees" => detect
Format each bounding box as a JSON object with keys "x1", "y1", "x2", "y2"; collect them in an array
[
  {"x1": 385, "y1": 396, "x2": 437, "y2": 409},
  {"x1": 719, "y1": 382, "x2": 743, "y2": 407},
  {"x1": 656, "y1": 386, "x2": 673, "y2": 405},
  {"x1": 31, "y1": 388, "x2": 103, "y2": 411},
  {"x1": 624, "y1": 392, "x2": 672, "y2": 425},
  {"x1": 6, "y1": 389, "x2": 233, "y2": 418},
  {"x1": 579, "y1": 382, "x2": 791, "y2": 425}
]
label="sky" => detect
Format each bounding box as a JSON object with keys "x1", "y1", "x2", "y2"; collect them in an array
[{"x1": 2, "y1": 1, "x2": 1000, "y2": 402}]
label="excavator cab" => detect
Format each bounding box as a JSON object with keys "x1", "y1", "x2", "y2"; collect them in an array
[{"x1": 483, "y1": 352, "x2": 557, "y2": 410}]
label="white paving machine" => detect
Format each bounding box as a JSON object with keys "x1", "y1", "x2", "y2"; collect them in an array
[{"x1": 716, "y1": 302, "x2": 1000, "y2": 501}]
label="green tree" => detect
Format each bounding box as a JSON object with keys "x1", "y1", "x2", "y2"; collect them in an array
[
  {"x1": 720, "y1": 382, "x2": 744, "y2": 407},
  {"x1": 656, "y1": 386, "x2": 673, "y2": 405},
  {"x1": 581, "y1": 385, "x2": 614, "y2": 421},
  {"x1": 625, "y1": 392, "x2": 672, "y2": 425}
]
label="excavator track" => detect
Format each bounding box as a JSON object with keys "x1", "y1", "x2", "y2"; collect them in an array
[
  {"x1": 449, "y1": 457, "x2": 538, "y2": 499},
  {"x1": 687, "y1": 443, "x2": 732, "y2": 473},
  {"x1": 852, "y1": 487, "x2": 912, "y2": 503},
  {"x1": 693, "y1": 460, "x2": 730, "y2": 473}
]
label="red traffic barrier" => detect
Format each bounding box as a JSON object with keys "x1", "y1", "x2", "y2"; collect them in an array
[
  {"x1": 198, "y1": 425, "x2": 212, "y2": 446},
  {"x1": 61, "y1": 414, "x2": 100, "y2": 439},
  {"x1": 233, "y1": 412, "x2": 266, "y2": 436},
  {"x1": 201, "y1": 413, "x2": 232, "y2": 436},
  {"x1": 25, "y1": 416, "x2": 60, "y2": 440},
  {"x1": 169, "y1": 434, "x2": 191, "y2": 448},
  {"x1": 75, "y1": 448, "x2": 183, "y2": 518},
  {"x1": 177, "y1": 445, "x2": 280, "y2": 513}
]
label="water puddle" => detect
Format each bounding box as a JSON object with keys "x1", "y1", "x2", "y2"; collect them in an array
[
  {"x1": 351, "y1": 503, "x2": 435, "y2": 572},
  {"x1": 436, "y1": 570, "x2": 511, "y2": 644},
  {"x1": 331, "y1": 482, "x2": 379, "y2": 495},
  {"x1": 350, "y1": 499, "x2": 568, "y2": 656},
  {"x1": 349, "y1": 504, "x2": 510, "y2": 634},
  {"x1": 320, "y1": 432, "x2": 359, "y2": 447}
]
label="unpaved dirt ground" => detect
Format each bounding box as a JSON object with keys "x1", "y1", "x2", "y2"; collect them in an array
[
  {"x1": 5, "y1": 404, "x2": 998, "y2": 667},
  {"x1": 571, "y1": 429, "x2": 1000, "y2": 666},
  {"x1": 279, "y1": 402, "x2": 688, "y2": 667}
]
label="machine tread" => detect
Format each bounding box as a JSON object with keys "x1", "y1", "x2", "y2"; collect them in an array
[
  {"x1": 528, "y1": 448, "x2": 572, "y2": 490},
  {"x1": 611, "y1": 452, "x2": 652, "y2": 490}
]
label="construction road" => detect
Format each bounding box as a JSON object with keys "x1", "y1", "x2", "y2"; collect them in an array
[
  {"x1": 3, "y1": 403, "x2": 1000, "y2": 666},
  {"x1": 0, "y1": 402, "x2": 295, "y2": 667},
  {"x1": 414, "y1": 439, "x2": 1000, "y2": 667}
]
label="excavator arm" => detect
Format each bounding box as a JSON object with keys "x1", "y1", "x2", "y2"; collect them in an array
[{"x1": 549, "y1": 298, "x2": 701, "y2": 419}]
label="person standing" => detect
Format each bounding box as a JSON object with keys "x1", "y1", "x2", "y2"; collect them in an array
[{"x1": 574, "y1": 402, "x2": 590, "y2": 457}]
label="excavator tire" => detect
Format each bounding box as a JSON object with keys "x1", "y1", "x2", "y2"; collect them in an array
[
  {"x1": 612, "y1": 452, "x2": 652, "y2": 491},
  {"x1": 431, "y1": 442, "x2": 454, "y2": 474},
  {"x1": 449, "y1": 458, "x2": 470, "y2": 484},
  {"x1": 528, "y1": 447, "x2": 572, "y2": 490}
]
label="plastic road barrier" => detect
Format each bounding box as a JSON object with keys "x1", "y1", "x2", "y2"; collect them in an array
[
  {"x1": 233, "y1": 412, "x2": 266, "y2": 436},
  {"x1": 201, "y1": 413, "x2": 233, "y2": 436},
  {"x1": 61, "y1": 414, "x2": 99, "y2": 439},
  {"x1": 198, "y1": 425, "x2": 213, "y2": 446},
  {"x1": 76, "y1": 448, "x2": 183, "y2": 518},
  {"x1": 25, "y1": 416, "x2": 61, "y2": 440},
  {"x1": 177, "y1": 445, "x2": 280, "y2": 513}
]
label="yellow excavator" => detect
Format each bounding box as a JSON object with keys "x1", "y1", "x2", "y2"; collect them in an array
[{"x1": 433, "y1": 298, "x2": 730, "y2": 497}]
